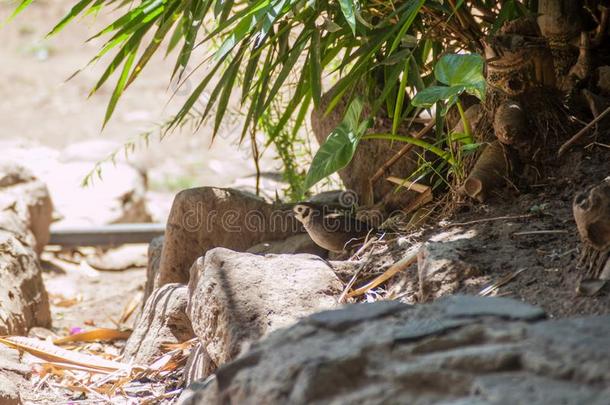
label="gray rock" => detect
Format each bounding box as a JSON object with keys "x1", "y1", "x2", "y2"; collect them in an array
[
  {"x1": 306, "y1": 300, "x2": 409, "y2": 331},
  {"x1": 178, "y1": 296, "x2": 610, "y2": 405},
  {"x1": 440, "y1": 295, "x2": 546, "y2": 321},
  {"x1": 418, "y1": 241, "x2": 480, "y2": 301},
  {"x1": 247, "y1": 233, "x2": 327, "y2": 257},
  {"x1": 86, "y1": 244, "x2": 148, "y2": 271},
  {"x1": 186, "y1": 248, "x2": 342, "y2": 377},
  {"x1": 0, "y1": 231, "x2": 51, "y2": 335},
  {"x1": 156, "y1": 187, "x2": 301, "y2": 286},
  {"x1": 0, "y1": 162, "x2": 53, "y2": 255},
  {"x1": 122, "y1": 284, "x2": 194, "y2": 365},
  {"x1": 143, "y1": 236, "x2": 164, "y2": 305}
]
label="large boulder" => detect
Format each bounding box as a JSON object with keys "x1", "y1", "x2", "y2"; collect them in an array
[
  {"x1": 1, "y1": 140, "x2": 152, "y2": 226},
  {"x1": 0, "y1": 231, "x2": 51, "y2": 335},
  {"x1": 186, "y1": 248, "x2": 342, "y2": 376},
  {"x1": 45, "y1": 161, "x2": 152, "y2": 225},
  {"x1": 0, "y1": 162, "x2": 53, "y2": 255},
  {"x1": 156, "y1": 187, "x2": 301, "y2": 286},
  {"x1": 0, "y1": 163, "x2": 52, "y2": 335},
  {"x1": 122, "y1": 284, "x2": 194, "y2": 365},
  {"x1": 178, "y1": 295, "x2": 610, "y2": 405}
]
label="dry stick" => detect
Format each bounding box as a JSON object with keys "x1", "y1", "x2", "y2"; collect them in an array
[
  {"x1": 368, "y1": 119, "x2": 436, "y2": 186},
  {"x1": 479, "y1": 268, "x2": 526, "y2": 296},
  {"x1": 512, "y1": 230, "x2": 569, "y2": 236},
  {"x1": 558, "y1": 104, "x2": 610, "y2": 157},
  {"x1": 338, "y1": 267, "x2": 364, "y2": 304},
  {"x1": 446, "y1": 213, "x2": 534, "y2": 227},
  {"x1": 347, "y1": 253, "x2": 418, "y2": 298}
]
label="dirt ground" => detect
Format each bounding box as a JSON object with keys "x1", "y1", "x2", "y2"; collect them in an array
[{"x1": 355, "y1": 142, "x2": 610, "y2": 318}]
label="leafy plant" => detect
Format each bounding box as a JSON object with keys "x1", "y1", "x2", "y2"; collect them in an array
[
  {"x1": 306, "y1": 53, "x2": 486, "y2": 190},
  {"x1": 9, "y1": 0, "x2": 528, "y2": 200}
]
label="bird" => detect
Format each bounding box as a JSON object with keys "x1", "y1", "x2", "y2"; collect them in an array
[{"x1": 293, "y1": 202, "x2": 375, "y2": 253}]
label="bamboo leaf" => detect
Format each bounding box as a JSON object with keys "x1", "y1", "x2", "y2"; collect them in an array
[{"x1": 309, "y1": 29, "x2": 322, "y2": 108}]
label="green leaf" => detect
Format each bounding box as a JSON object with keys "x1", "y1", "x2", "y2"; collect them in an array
[
  {"x1": 5, "y1": 0, "x2": 34, "y2": 23},
  {"x1": 339, "y1": 0, "x2": 356, "y2": 35},
  {"x1": 47, "y1": 0, "x2": 96, "y2": 36},
  {"x1": 411, "y1": 85, "x2": 464, "y2": 108},
  {"x1": 309, "y1": 29, "x2": 322, "y2": 108},
  {"x1": 304, "y1": 98, "x2": 366, "y2": 189},
  {"x1": 434, "y1": 53, "x2": 485, "y2": 98}
]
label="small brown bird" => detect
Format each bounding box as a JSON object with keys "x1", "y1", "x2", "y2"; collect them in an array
[{"x1": 293, "y1": 202, "x2": 375, "y2": 252}]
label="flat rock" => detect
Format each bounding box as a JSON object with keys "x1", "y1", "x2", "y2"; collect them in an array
[
  {"x1": 45, "y1": 161, "x2": 152, "y2": 226},
  {"x1": 178, "y1": 296, "x2": 610, "y2": 405},
  {"x1": 440, "y1": 295, "x2": 546, "y2": 320},
  {"x1": 306, "y1": 301, "x2": 409, "y2": 331},
  {"x1": 186, "y1": 248, "x2": 342, "y2": 376}
]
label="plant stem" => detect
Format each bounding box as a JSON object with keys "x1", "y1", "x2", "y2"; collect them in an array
[
  {"x1": 456, "y1": 100, "x2": 473, "y2": 142},
  {"x1": 363, "y1": 133, "x2": 455, "y2": 164}
]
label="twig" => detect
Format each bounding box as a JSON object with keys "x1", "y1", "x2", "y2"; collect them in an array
[
  {"x1": 512, "y1": 230, "x2": 569, "y2": 236},
  {"x1": 445, "y1": 213, "x2": 534, "y2": 227},
  {"x1": 386, "y1": 176, "x2": 430, "y2": 194},
  {"x1": 338, "y1": 267, "x2": 363, "y2": 304},
  {"x1": 347, "y1": 253, "x2": 418, "y2": 298},
  {"x1": 364, "y1": 119, "x2": 436, "y2": 205},
  {"x1": 479, "y1": 268, "x2": 526, "y2": 296},
  {"x1": 558, "y1": 104, "x2": 610, "y2": 157}
]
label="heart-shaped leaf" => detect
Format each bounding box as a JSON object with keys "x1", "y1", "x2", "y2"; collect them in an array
[
  {"x1": 304, "y1": 98, "x2": 366, "y2": 189},
  {"x1": 411, "y1": 85, "x2": 464, "y2": 108}
]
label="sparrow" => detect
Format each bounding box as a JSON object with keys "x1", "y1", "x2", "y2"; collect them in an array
[{"x1": 293, "y1": 202, "x2": 375, "y2": 253}]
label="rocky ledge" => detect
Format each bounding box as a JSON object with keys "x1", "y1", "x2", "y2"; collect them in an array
[{"x1": 179, "y1": 295, "x2": 610, "y2": 405}]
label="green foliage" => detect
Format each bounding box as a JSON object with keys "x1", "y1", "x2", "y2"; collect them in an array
[
  {"x1": 304, "y1": 98, "x2": 368, "y2": 189},
  {"x1": 412, "y1": 53, "x2": 485, "y2": 111},
  {"x1": 307, "y1": 53, "x2": 486, "y2": 189},
  {"x1": 11, "y1": 0, "x2": 531, "y2": 199}
]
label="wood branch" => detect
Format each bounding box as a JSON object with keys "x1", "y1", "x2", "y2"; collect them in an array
[
  {"x1": 347, "y1": 253, "x2": 418, "y2": 298},
  {"x1": 386, "y1": 177, "x2": 430, "y2": 194},
  {"x1": 558, "y1": 104, "x2": 610, "y2": 157}
]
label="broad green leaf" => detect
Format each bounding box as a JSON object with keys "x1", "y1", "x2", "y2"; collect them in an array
[
  {"x1": 304, "y1": 98, "x2": 365, "y2": 189},
  {"x1": 434, "y1": 53, "x2": 485, "y2": 98},
  {"x1": 339, "y1": 0, "x2": 356, "y2": 35},
  {"x1": 411, "y1": 85, "x2": 464, "y2": 108}
]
